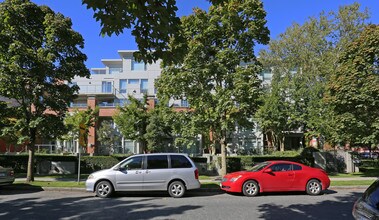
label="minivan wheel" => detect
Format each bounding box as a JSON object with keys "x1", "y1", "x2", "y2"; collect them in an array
[
  {"x1": 306, "y1": 179, "x2": 322, "y2": 195},
  {"x1": 96, "y1": 180, "x2": 114, "y2": 198},
  {"x1": 168, "y1": 181, "x2": 186, "y2": 198},
  {"x1": 242, "y1": 180, "x2": 259, "y2": 197}
]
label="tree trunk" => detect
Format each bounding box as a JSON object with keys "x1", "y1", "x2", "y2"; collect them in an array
[
  {"x1": 26, "y1": 144, "x2": 35, "y2": 182},
  {"x1": 220, "y1": 132, "x2": 227, "y2": 176},
  {"x1": 26, "y1": 128, "x2": 37, "y2": 182},
  {"x1": 141, "y1": 140, "x2": 147, "y2": 153},
  {"x1": 280, "y1": 136, "x2": 285, "y2": 151}
]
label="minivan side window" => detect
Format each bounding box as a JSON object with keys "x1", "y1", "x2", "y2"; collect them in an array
[
  {"x1": 171, "y1": 155, "x2": 192, "y2": 168},
  {"x1": 147, "y1": 155, "x2": 168, "y2": 169},
  {"x1": 120, "y1": 156, "x2": 143, "y2": 170}
]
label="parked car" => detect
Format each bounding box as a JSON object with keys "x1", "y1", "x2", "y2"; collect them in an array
[
  {"x1": 86, "y1": 153, "x2": 201, "y2": 198},
  {"x1": 352, "y1": 178, "x2": 379, "y2": 219},
  {"x1": 220, "y1": 160, "x2": 330, "y2": 196},
  {"x1": 0, "y1": 166, "x2": 15, "y2": 186}
]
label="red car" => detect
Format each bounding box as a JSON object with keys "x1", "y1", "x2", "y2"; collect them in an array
[{"x1": 220, "y1": 160, "x2": 330, "y2": 196}]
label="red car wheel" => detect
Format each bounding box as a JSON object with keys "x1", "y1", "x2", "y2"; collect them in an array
[
  {"x1": 242, "y1": 180, "x2": 259, "y2": 197},
  {"x1": 306, "y1": 179, "x2": 322, "y2": 195}
]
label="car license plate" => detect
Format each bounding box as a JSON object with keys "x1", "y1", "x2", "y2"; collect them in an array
[{"x1": 0, "y1": 173, "x2": 5, "y2": 177}]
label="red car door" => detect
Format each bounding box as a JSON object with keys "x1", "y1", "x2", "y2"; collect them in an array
[{"x1": 261, "y1": 163, "x2": 295, "y2": 191}]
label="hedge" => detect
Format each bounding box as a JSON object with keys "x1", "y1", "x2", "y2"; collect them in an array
[
  {"x1": 0, "y1": 153, "x2": 313, "y2": 174},
  {"x1": 222, "y1": 155, "x2": 310, "y2": 173},
  {"x1": 0, "y1": 154, "x2": 131, "y2": 173}
]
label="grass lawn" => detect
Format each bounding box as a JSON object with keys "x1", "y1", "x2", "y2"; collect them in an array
[
  {"x1": 328, "y1": 168, "x2": 379, "y2": 178},
  {"x1": 14, "y1": 181, "x2": 85, "y2": 188},
  {"x1": 330, "y1": 180, "x2": 375, "y2": 186}
]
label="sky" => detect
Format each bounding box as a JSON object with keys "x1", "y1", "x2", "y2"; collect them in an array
[{"x1": 27, "y1": 1, "x2": 379, "y2": 69}]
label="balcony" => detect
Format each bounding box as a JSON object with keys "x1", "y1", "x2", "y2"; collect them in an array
[
  {"x1": 77, "y1": 85, "x2": 116, "y2": 98},
  {"x1": 91, "y1": 69, "x2": 106, "y2": 75},
  {"x1": 70, "y1": 102, "x2": 87, "y2": 108}
]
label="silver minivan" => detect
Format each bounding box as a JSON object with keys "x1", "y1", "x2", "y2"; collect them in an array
[{"x1": 85, "y1": 153, "x2": 201, "y2": 198}]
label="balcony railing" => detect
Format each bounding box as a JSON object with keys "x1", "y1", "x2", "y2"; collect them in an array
[
  {"x1": 70, "y1": 103, "x2": 87, "y2": 107},
  {"x1": 91, "y1": 69, "x2": 106, "y2": 75},
  {"x1": 78, "y1": 85, "x2": 114, "y2": 95}
]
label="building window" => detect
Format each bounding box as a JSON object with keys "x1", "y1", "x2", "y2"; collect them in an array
[
  {"x1": 119, "y1": 79, "x2": 127, "y2": 93},
  {"x1": 132, "y1": 60, "x2": 146, "y2": 71},
  {"x1": 102, "y1": 81, "x2": 112, "y2": 93},
  {"x1": 109, "y1": 67, "x2": 123, "y2": 74},
  {"x1": 181, "y1": 99, "x2": 189, "y2": 107},
  {"x1": 128, "y1": 79, "x2": 139, "y2": 85},
  {"x1": 140, "y1": 79, "x2": 148, "y2": 94},
  {"x1": 123, "y1": 140, "x2": 135, "y2": 154}
]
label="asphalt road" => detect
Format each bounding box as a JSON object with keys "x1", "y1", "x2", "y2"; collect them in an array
[{"x1": 0, "y1": 188, "x2": 363, "y2": 220}]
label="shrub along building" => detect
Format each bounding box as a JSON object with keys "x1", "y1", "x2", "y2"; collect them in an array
[{"x1": 0, "y1": 50, "x2": 303, "y2": 155}]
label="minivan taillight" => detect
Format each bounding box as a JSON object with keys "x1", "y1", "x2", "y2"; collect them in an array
[
  {"x1": 8, "y1": 170, "x2": 14, "y2": 176},
  {"x1": 194, "y1": 169, "x2": 199, "y2": 179}
]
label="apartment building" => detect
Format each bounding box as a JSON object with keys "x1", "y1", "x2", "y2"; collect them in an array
[{"x1": 1, "y1": 50, "x2": 294, "y2": 155}]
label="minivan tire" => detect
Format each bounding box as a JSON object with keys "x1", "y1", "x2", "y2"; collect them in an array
[
  {"x1": 168, "y1": 181, "x2": 186, "y2": 198},
  {"x1": 96, "y1": 180, "x2": 114, "y2": 198}
]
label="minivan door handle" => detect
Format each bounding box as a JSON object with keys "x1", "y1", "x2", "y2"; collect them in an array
[
  {"x1": 135, "y1": 171, "x2": 142, "y2": 174},
  {"x1": 145, "y1": 170, "x2": 151, "y2": 174}
]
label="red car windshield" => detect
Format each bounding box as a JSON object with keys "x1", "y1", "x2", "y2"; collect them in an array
[{"x1": 250, "y1": 162, "x2": 271, "y2": 171}]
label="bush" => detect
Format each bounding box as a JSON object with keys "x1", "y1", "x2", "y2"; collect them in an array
[
  {"x1": 191, "y1": 157, "x2": 208, "y2": 163},
  {"x1": 81, "y1": 156, "x2": 120, "y2": 173},
  {"x1": 269, "y1": 150, "x2": 301, "y2": 157},
  {"x1": 300, "y1": 147, "x2": 319, "y2": 166}
]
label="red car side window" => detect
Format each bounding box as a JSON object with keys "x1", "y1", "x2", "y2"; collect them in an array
[{"x1": 270, "y1": 164, "x2": 292, "y2": 172}]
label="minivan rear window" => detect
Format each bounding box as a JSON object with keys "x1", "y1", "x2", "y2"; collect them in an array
[
  {"x1": 147, "y1": 155, "x2": 169, "y2": 169},
  {"x1": 171, "y1": 155, "x2": 192, "y2": 168}
]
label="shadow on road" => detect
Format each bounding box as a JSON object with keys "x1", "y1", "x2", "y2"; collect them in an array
[
  {"x1": 0, "y1": 184, "x2": 44, "y2": 195},
  {"x1": 112, "y1": 189, "x2": 223, "y2": 198},
  {"x1": 257, "y1": 191, "x2": 362, "y2": 220},
  {"x1": 0, "y1": 192, "x2": 202, "y2": 220}
]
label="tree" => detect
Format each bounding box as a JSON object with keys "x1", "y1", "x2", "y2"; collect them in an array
[
  {"x1": 0, "y1": 0, "x2": 89, "y2": 182},
  {"x1": 255, "y1": 76, "x2": 294, "y2": 152},
  {"x1": 113, "y1": 95, "x2": 175, "y2": 153},
  {"x1": 326, "y1": 24, "x2": 379, "y2": 148},
  {"x1": 145, "y1": 104, "x2": 175, "y2": 152},
  {"x1": 157, "y1": 0, "x2": 269, "y2": 175},
  {"x1": 257, "y1": 3, "x2": 369, "y2": 150},
  {"x1": 113, "y1": 95, "x2": 150, "y2": 153},
  {"x1": 82, "y1": 0, "x2": 227, "y2": 64},
  {"x1": 63, "y1": 107, "x2": 98, "y2": 152},
  {"x1": 97, "y1": 120, "x2": 121, "y2": 155}
]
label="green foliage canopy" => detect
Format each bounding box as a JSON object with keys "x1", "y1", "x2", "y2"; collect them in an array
[
  {"x1": 257, "y1": 3, "x2": 370, "y2": 150},
  {"x1": 326, "y1": 24, "x2": 379, "y2": 147},
  {"x1": 113, "y1": 95, "x2": 174, "y2": 153},
  {"x1": 157, "y1": 0, "x2": 269, "y2": 175},
  {"x1": 0, "y1": 0, "x2": 89, "y2": 181}
]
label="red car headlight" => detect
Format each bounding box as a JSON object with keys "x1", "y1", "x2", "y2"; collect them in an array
[{"x1": 230, "y1": 175, "x2": 242, "y2": 182}]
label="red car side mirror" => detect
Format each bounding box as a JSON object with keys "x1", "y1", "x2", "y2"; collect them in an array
[{"x1": 263, "y1": 168, "x2": 272, "y2": 173}]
